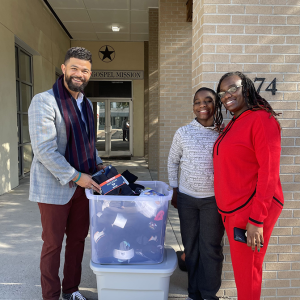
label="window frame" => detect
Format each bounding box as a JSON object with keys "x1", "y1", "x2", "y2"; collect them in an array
[{"x1": 15, "y1": 44, "x2": 33, "y2": 178}]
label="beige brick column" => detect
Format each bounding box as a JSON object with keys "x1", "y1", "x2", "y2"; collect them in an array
[
  {"x1": 192, "y1": 1, "x2": 300, "y2": 299},
  {"x1": 148, "y1": 8, "x2": 159, "y2": 175},
  {"x1": 158, "y1": 0, "x2": 193, "y2": 182},
  {"x1": 144, "y1": 41, "x2": 149, "y2": 161}
]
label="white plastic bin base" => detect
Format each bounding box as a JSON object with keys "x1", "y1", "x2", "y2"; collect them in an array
[{"x1": 90, "y1": 247, "x2": 177, "y2": 300}]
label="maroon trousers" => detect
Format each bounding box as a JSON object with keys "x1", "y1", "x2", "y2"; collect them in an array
[
  {"x1": 38, "y1": 187, "x2": 89, "y2": 300},
  {"x1": 221, "y1": 199, "x2": 282, "y2": 300}
]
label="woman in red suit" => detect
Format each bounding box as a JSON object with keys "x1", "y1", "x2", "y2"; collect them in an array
[{"x1": 213, "y1": 71, "x2": 284, "y2": 300}]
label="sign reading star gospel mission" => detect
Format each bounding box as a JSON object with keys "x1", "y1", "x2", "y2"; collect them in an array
[{"x1": 91, "y1": 70, "x2": 144, "y2": 80}]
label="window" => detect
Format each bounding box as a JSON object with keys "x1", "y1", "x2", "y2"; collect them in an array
[{"x1": 15, "y1": 45, "x2": 33, "y2": 177}]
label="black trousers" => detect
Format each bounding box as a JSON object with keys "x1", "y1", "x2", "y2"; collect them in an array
[
  {"x1": 177, "y1": 191, "x2": 224, "y2": 300},
  {"x1": 123, "y1": 129, "x2": 129, "y2": 141}
]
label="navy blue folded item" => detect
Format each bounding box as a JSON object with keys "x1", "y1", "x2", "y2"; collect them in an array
[
  {"x1": 92, "y1": 166, "x2": 143, "y2": 196},
  {"x1": 92, "y1": 233, "x2": 115, "y2": 264},
  {"x1": 119, "y1": 184, "x2": 135, "y2": 196},
  {"x1": 136, "y1": 235, "x2": 150, "y2": 246},
  {"x1": 92, "y1": 212, "x2": 115, "y2": 232},
  {"x1": 140, "y1": 243, "x2": 163, "y2": 261},
  {"x1": 92, "y1": 173, "x2": 107, "y2": 185},
  {"x1": 92, "y1": 166, "x2": 126, "y2": 195},
  {"x1": 105, "y1": 165, "x2": 119, "y2": 178},
  {"x1": 132, "y1": 250, "x2": 150, "y2": 263},
  {"x1": 93, "y1": 188, "x2": 119, "y2": 195},
  {"x1": 92, "y1": 165, "x2": 119, "y2": 183},
  {"x1": 121, "y1": 170, "x2": 138, "y2": 183},
  {"x1": 108, "y1": 188, "x2": 120, "y2": 195},
  {"x1": 129, "y1": 183, "x2": 145, "y2": 193}
]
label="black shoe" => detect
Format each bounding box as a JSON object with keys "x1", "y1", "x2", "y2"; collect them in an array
[{"x1": 62, "y1": 291, "x2": 88, "y2": 300}]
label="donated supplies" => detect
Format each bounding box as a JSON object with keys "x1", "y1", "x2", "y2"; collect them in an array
[{"x1": 86, "y1": 180, "x2": 173, "y2": 264}]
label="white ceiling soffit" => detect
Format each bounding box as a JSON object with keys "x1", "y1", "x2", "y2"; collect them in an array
[{"x1": 48, "y1": 0, "x2": 159, "y2": 41}]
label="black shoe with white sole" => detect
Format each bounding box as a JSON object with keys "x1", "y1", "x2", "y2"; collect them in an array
[{"x1": 62, "y1": 291, "x2": 88, "y2": 300}]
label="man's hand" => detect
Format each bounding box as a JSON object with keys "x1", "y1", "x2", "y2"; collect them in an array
[
  {"x1": 97, "y1": 164, "x2": 106, "y2": 171},
  {"x1": 246, "y1": 222, "x2": 264, "y2": 252},
  {"x1": 73, "y1": 173, "x2": 101, "y2": 193}
]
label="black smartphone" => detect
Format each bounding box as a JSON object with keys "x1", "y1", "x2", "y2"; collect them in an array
[{"x1": 233, "y1": 227, "x2": 263, "y2": 247}]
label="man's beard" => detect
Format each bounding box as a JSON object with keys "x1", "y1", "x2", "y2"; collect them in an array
[{"x1": 65, "y1": 74, "x2": 89, "y2": 92}]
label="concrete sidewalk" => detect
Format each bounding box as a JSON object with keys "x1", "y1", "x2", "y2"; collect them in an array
[{"x1": 0, "y1": 158, "x2": 188, "y2": 300}]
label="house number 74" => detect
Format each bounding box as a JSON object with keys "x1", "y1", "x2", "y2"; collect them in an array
[{"x1": 254, "y1": 78, "x2": 277, "y2": 95}]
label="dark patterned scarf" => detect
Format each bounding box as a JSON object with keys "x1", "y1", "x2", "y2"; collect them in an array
[{"x1": 53, "y1": 75, "x2": 97, "y2": 175}]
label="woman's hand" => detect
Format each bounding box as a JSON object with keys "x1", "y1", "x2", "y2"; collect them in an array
[{"x1": 246, "y1": 222, "x2": 264, "y2": 252}]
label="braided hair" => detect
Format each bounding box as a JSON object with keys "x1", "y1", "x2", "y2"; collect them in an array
[{"x1": 215, "y1": 71, "x2": 281, "y2": 132}]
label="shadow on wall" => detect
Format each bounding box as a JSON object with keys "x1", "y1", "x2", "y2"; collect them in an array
[{"x1": 0, "y1": 143, "x2": 11, "y2": 195}]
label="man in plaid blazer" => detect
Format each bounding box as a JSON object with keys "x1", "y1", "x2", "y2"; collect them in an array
[{"x1": 28, "y1": 47, "x2": 104, "y2": 300}]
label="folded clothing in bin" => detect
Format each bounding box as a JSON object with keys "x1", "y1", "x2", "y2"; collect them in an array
[
  {"x1": 113, "y1": 241, "x2": 135, "y2": 262},
  {"x1": 135, "y1": 189, "x2": 165, "y2": 218},
  {"x1": 88, "y1": 180, "x2": 172, "y2": 264},
  {"x1": 90, "y1": 201, "x2": 167, "y2": 264},
  {"x1": 121, "y1": 170, "x2": 145, "y2": 194},
  {"x1": 92, "y1": 166, "x2": 135, "y2": 195},
  {"x1": 121, "y1": 170, "x2": 138, "y2": 183}
]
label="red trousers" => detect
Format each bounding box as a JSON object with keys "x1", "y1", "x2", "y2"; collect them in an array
[
  {"x1": 222, "y1": 199, "x2": 282, "y2": 300},
  {"x1": 38, "y1": 187, "x2": 90, "y2": 300}
]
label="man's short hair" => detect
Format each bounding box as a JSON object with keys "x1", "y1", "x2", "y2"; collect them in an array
[{"x1": 64, "y1": 47, "x2": 92, "y2": 64}]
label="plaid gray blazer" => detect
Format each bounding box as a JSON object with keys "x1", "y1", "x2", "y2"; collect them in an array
[{"x1": 28, "y1": 89, "x2": 102, "y2": 205}]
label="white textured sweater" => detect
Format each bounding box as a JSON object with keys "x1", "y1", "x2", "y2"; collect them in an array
[{"x1": 168, "y1": 119, "x2": 219, "y2": 198}]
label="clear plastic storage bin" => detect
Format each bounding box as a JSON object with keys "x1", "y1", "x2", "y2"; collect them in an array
[{"x1": 86, "y1": 181, "x2": 173, "y2": 265}]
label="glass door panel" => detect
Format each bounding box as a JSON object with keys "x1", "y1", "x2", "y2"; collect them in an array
[
  {"x1": 96, "y1": 101, "x2": 105, "y2": 151},
  {"x1": 93, "y1": 99, "x2": 132, "y2": 157},
  {"x1": 110, "y1": 102, "x2": 130, "y2": 152}
]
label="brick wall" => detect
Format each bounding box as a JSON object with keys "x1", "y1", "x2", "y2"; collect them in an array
[
  {"x1": 158, "y1": 0, "x2": 193, "y2": 182},
  {"x1": 148, "y1": 8, "x2": 159, "y2": 173},
  {"x1": 192, "y1": 0, "x2": 300, "y2": 299}
]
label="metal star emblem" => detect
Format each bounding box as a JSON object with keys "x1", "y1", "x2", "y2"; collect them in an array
[{"x1": 98, "y1": 45, "x2": 115, "y2": 63}]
